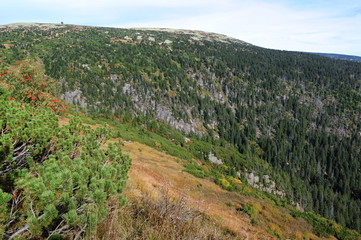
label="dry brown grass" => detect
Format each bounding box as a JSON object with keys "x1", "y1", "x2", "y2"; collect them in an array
[
  {"x1": 120, "y1": 141, "x2": 339, "y2": 240},
  {"x1": 96, "y1": 190, "x2": 240, "y2": 240},
  {"x1": 121, "y1": 141, "x2": 277, "y2": 240},
  {"x1": 58, "y1": 117, "x2": 334, "y2": 240}
]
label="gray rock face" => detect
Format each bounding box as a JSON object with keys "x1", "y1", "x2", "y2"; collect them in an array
[
  {"x1": 156, "y1": 104, "x2": 204, "y2": 134},
  {"x1": 121, "y1": 82, "x2": 206, "y2": 135},
  {"x1": 122, "y1": 83, "x2": 132, "y2": 94},
  {"x1": 245, "y1": 172, "x2": 285, "y2": 198},
  {"x1": 61, "y1": 89, "x2": 87, "y2": 108},
  {"x1": 208, "y1": 152, "x2": 223, "y2": 165}
]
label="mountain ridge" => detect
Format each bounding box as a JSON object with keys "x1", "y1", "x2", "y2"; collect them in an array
[
  {"x1": 310, "y1": 52, "x2": 361, "y2": 62},
  {"x1": 1, "y1": 23, "x2": 360, "y2": 237},
  {"x1": 3, "y1": 22, "x2": 361, "y2": 58}
]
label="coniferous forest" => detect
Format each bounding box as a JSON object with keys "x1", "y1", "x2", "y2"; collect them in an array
[{"x1": 1, "y1": 23, "x2": 360, "y2": 235}]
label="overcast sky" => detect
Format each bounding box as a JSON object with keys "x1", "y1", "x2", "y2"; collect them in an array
[{"x1": 1, "y1": 0, "x2": 361, "y2": 56}]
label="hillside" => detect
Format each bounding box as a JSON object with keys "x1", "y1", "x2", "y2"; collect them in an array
[
  {"x1": 57, "y1": 115, "x2": 359, "y2": 240},
  {"x1": 312, "y1": 52, "x2": 361, "y2": 62},
  {"x1": 1, "y1": 22, "x2": 361, "y2": 238}
]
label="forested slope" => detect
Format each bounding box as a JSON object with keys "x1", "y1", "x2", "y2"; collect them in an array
[{"x1": 1, "y1": 23, "x2": 360, "y2": 232}]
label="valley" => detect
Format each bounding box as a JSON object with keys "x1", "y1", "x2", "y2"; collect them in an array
[{"x1": 0, "y1": 22, "x2": 360, "y2": 239}]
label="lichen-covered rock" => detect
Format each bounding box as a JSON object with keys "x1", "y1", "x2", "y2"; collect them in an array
[{"x1": 208, "y1": 152, "x2": 223, "y2": 165}]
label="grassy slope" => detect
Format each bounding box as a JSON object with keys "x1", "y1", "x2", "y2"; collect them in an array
[
  {"x1": 123, "y1": 141, "x2": 272, "y2": 239},
  {"x1": 123, "y1": 141, "x2": 311, "y2": 240},
  {"x1": 58, "y1": 115, "x2": 352, "y2": 240}
]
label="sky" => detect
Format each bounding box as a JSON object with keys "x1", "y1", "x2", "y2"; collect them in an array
[{"x1": 1, "y1": 0, "x2": 361, "y2": 56}]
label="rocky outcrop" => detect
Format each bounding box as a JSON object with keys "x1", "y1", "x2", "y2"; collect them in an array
[
  {"x1": 156, "y1": 104, "x2": 204, "y2": 134},
  {"x1": 208, "y1": 152, "x2": 223, "y2": 165},
  {"x1": 61, "y1": 89, "x2": 87, "y2": 108},
  {"x1": 245, "y1": 172, "x2": 285, "y2": 197}
]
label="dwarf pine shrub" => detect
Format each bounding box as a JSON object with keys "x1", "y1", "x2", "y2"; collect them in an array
[{"x1": 0, "y1": 66, "x2": 131, "y2": 239}]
